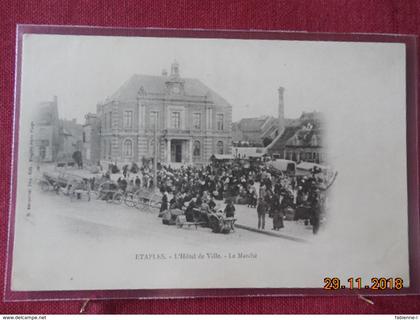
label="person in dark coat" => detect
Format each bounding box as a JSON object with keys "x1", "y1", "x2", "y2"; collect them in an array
[
  {"x1": 256, "y1": 197, "x2": 268, "y2": 230},
  {"x1": 135, "y1": 176, "x2": 141, "y2": 188},
  {"x1": 158, "y1": 190, "x2": 169, "y2": 218},
  {"x1": 184, "y1": 199, "x2": 196, "y2": 222},
  {"x1": 120, "y1": 178, "x2": 127, "y2": 192},
  {"x1": 309, "y1": 189, "x2": 321, "y2": 234},
  {"x1": 271, "y1": 192, "x2": 284, "y2": 230},
  {"x1": 208, "y1": 195, "x2": 216, "y2": 211},
  {"x1": 224, "y1": 199, "x2": 236, "y2": 218},
  {"x1": 160, "y1": 191, "x2": 168, "y2": 212}
]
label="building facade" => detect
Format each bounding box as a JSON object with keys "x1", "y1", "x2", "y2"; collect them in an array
[
  {"x1": 57, "y1": 119, "x2": 83, "y2": 162},
  {"x1": 82, "y1": 113, "x2": 101, "y2": 165},
  {"x1": 232, "y1": 115, "x2": 280, "y2": 146},
  {"x1": 97, "y1": 62, "x2": 232, "y2": 166},
  {"x1": 268, "y1": 112, "x2": 326, "y2": 164},
  {"x1": 33, "y1": 96, "x2": 60, "y2": 162},
  {"x1": 232, "y1": 87, "x2": 286, "y2": 146}
]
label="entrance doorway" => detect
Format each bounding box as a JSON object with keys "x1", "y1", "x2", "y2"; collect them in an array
[
  {"x1": 175, "y1": 143, "x2": 182, "y2": 162},
  {"x1": 171, "y1": 140, "x2": 183, "y2": 163}
]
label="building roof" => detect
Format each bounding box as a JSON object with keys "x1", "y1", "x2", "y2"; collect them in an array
[
  {"x1": 286, "y1": 112, "x2": 323, "y2": 147},
  {"x1": 262, "y1": 125, "x2": 279, "y2": 139},
  {"x1": 59, "y1": 119, "x2": 83, "y2": 140},
  {"x1": 236, "y1": 116, "x2": 293, "y2": 135},
  {"x1": 268, "y1": 126, "x2": 301, "y2": 151},
  {"x1": 237, "y1": 116, "x2": 269, "y2": 131},
  {"x1": 267, "y1": 111, "x2": 324, "y2": 152},
  {"x1": 109, "y1": 74, "x2": 231, "y2": 107}
]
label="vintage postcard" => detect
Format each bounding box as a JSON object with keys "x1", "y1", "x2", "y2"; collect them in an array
[{"x1": 6, "y1": 27, "x2": 416, "y2": 298}]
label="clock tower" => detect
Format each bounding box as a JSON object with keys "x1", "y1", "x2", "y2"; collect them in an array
[{"x1": 166, "y1": 60, "x2": 184, "y2": 95}]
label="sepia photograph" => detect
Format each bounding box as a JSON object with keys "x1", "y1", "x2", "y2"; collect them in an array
[{"x1": 8, "y1": 29, "x2": 410, "y2": 295}]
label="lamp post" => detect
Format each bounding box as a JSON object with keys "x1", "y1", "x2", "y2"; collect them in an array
[{"x1": 153, "y1": 120, "x2": 158, "y2": 191}]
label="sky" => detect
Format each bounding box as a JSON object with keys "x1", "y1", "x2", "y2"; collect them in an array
[{"x1": 20, "y1": 33, "x2": 404, "y2": 123}]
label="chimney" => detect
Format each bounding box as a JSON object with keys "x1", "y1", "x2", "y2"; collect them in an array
[
  {"x1": 162, "y1": 69, "x2": 168, "y2": 77},
  {"x1": 53, "y1": 95, "x2": 58, "y2": 105},
  {"x1": 278, "y1": 86, "x2": 285, "y2": 134}
]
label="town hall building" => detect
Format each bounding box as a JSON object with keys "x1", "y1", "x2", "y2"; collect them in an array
[{"x1": 96, "y1": 61, "x2": 232, "y2": 166}]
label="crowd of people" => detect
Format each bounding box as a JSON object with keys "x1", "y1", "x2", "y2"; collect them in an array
[
  {"x1": 155, "y1": 160, "x2": 327, "y2": 234},
  {"x1": 55, "y1": 158, "x2": 331, "y2": 235},
  {"x1": 94, "y1": 159, "x2": 328, "y2": 234}
]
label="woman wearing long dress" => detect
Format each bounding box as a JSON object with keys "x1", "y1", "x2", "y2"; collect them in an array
[
  {"x1": 271, "y1": 192, "x2": 284, "y2": 230},
  {"x1": 159, "y1": 190, "x2": 168, "y2": 217}
]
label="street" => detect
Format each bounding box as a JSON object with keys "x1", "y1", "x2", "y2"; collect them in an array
[
  {"x1": 12, "y1": 178, "x2": 400, "y2": 293},
  {"x1": 25, "y1": 186, "x2": 312, "y2": 246},
  {"x1": 11, "y1": 186, "x2": 317, "y2": 291}
]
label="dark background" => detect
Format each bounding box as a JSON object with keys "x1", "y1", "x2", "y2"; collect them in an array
[{"x1": 1, "y1": 0, "x2": 419, "y2": 314}]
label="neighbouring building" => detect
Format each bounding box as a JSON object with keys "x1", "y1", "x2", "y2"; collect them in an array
[
  {"x1": 233, "y1": 85, "x2": 326, "y2": 164},
  {"x1": 82, "y1": 113, "x2": 101, "y2": 165},
  {"x1": 232, "y1": 87, "x2": 286, "y2": 146},
  {"x1": 57, "y1": 119, "x2": 83, "y2": 162},
  {"x1": 97, "y1": 61, "x2": 232, "y2": 166},
  {"x1": 267, "y1": 111, "x2": 325, "y2": 164},
  {"x1": 232, "y1": 116, "x2": 279, "y2": 146},
  {"x1": 32, "y1": 96, "x2": 60, "y2": 162}
]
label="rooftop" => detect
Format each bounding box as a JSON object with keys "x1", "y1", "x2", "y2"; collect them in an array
[{"x1": 108, "y1": 73, "x2": 231, "y2": 107}]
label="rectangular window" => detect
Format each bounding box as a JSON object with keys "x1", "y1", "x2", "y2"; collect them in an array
[
  {"x1": 123, "y1": 110, "x2": 133, "y2": 129},
  {"x1": 171, "y1": 112, "x2": 181, "y2": 129},
  {"x1": 216, "y1": 113, "x2": 224, "y2": 131},
  {"x1": 192, "y1": 113, "x2": 201, "y2": 130},
  {"x1": 108, "y1": 112, "x2": 112, "y2": 130},
  {"x1": 150, "y1": 111, "x2": 158, "y2": 129}
]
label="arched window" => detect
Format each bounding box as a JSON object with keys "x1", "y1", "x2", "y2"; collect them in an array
[
  {"x1": 193, "y1": 141, "x2": 201, "y2": 156},
  {"x1": 123, "y1": 139, "x2": 133, "y2": 157},
  {"x1": 217, "y1": 141, "x2": 224, "y2": 154}
]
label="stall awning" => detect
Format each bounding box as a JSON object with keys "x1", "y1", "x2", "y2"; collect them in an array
[
  {"x1": 212, "y1": 154, "x2": 234, "y2": 160},
  {"x1": 296, "y1": 161, "x2": 329, "y2": 172}
]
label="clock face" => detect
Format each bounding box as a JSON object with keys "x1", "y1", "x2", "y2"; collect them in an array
[{"x1": 172, "y1": 85, "x2": 180, "y2": 94}]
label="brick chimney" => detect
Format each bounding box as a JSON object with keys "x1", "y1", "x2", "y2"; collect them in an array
[{"x1": 278, "y1": 86, "x2": 285, "y2": 134}]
